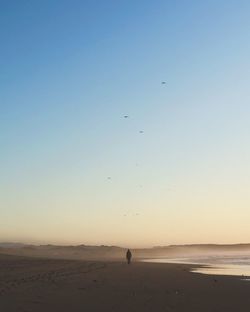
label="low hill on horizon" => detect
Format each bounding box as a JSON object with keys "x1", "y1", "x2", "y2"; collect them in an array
[{"x1": 1, "y1": 242, "x2": 250, "y2": 261}]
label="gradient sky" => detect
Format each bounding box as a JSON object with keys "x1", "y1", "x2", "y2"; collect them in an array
[{"x1": 1, "y1": 0, "x2": 250, "y2": 247}]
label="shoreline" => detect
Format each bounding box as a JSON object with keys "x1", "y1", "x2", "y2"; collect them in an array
[{"x1": 142, "y1": 257, "x2": 250, "y2": 278}]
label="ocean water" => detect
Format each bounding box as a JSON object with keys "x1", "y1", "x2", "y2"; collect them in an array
[{"x1": 143, "y1": 256, "x2": 250, "y2": 278}]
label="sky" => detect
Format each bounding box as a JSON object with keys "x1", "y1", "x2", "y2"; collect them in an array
[{"x1": 1, "y1": 0, "x2": 250, "y2": 247}]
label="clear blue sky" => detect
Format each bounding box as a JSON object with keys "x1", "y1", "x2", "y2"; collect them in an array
[{"x1": 1, "y1": 0, "x2": 250, "y2": 247}]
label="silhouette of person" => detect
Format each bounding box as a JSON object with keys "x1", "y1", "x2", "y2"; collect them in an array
[{"x1": 126, "y1": 249, "x2": 132, "y2": 264}]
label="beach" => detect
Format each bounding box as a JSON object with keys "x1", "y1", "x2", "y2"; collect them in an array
[{"x1": 1, "y1": 254, "x2": 250, "y2": 312}]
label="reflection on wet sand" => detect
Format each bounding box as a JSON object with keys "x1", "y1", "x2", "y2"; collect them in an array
[{"x1": 143, "y1": 257, "x2": 250, "y2": 278}]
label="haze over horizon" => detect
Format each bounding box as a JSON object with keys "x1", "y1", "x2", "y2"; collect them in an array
[{"x1": 1, "y1": 1, "x2": 250, "y2": 248}]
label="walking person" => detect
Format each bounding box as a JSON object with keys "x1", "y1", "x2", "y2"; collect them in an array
[{"x1": 126, "y1": 249, "x2": 132, "y2": 264}]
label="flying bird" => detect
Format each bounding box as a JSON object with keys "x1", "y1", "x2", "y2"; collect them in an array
[
  {"x1": 161, "y1": 81, "x2": 166, "y2": 85},
  {"x1": 139, "y1": 130, "x2": 144, "y2": 134},
  {"x1": 123, "y1": 115, "x2": 129, "y2": 118}
]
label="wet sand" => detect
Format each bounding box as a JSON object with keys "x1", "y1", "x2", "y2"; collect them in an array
[{"x1": 1, "y1": 253, "x2": 250, "y2": 312}]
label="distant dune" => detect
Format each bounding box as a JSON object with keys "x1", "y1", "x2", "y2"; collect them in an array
[
  {"x1": 0, "y1": 242, "x2": 27, "y2": 248},
  {"x1": 1, "y1": 243, "x2": 250, "y2": 261}
]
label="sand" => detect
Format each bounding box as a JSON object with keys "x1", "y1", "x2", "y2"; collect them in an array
[{"x1": 0, "y1": 253, "x2": 250, "y2": 312}]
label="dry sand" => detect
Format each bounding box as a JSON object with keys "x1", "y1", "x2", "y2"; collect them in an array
[{"x1": 0, "y1": 253, "x2": 250, "y2": 312}]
